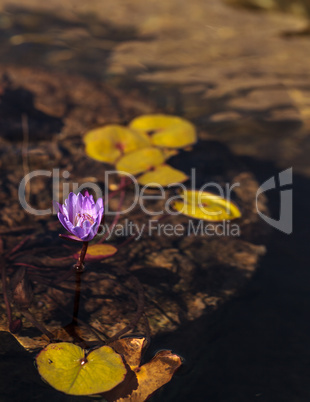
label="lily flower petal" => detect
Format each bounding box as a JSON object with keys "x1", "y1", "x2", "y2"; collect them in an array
[{"x1": 55, "y1": 192, "x2": 104, "y2": 242}]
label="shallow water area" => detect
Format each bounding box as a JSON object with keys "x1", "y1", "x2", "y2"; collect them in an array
[{"x1": 0, "y1": 1, "x2": 310, "y2": 401}]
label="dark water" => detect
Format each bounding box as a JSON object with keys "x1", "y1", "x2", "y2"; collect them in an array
[
  {"x1": 0, "y1": 5, "x2": 309, "y2": 402},
  {"x1": 150, "y1": 165, "x2": 310, "y2": 402}
]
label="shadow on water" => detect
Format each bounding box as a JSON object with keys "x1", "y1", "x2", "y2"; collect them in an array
[
  {"x1": 2, "y1": 163, "x2": 308, "y2": 402},
  {"x1": 112, "y1": 76, "x2": 310, "y2": 401},
  {"x1": 0, "y1": 6, "x2": 154, "y2": 79},
  {"x1": 0, "y1": 7, "x2": 310, "y2": 401},
  {"x1": 0, "y1": 331, "x2": 91, "y2": 402},
  {"x1": 1, "y1": 109, "x2": 308, "y2": 402},
  {"x1": 0, "y1": 74, "x2": 63, "y2": 141},
  {"x1": 149, "y1": 161, "x2": 310, "y2": 402}
]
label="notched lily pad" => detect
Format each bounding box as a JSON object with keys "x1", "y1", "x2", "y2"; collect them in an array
[
  {"x1": 36, "y1": 338, "x2": 181, "y2": 400},
  {"x1": 84, "y1": 124, "x2": 150, "y2": 164},
  {"x1": 36, "y1": 342, "x2": 127, "y2": 396},
  {"x1": 173, "y1": 189, "x2": 242, "y2": 221},
  {"x1": 116, "y1": 147, "x2": 165, "y2": 175},
  {"x1": 129, "y1": 114, "x2": 197, "y2": 149},
  {"x1": 138, "y1": 164, "x2": 188, "y2": 187}
]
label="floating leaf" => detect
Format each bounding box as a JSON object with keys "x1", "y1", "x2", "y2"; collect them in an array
[
  {"x1": 84, "y1": 125, "x2": 150, "y2": 164},
  {"x1": 116, "y1": 147, "x2": 165, "y2": 175},
  {"x1": 36, "y1": 342, "x2": 127, "y2": 396},
  {"x1": 129, "y1": 114, "x2": 197, "y2": 149},
  {"x1": 104, "y1": 338, "x2": 182, "y2": 402},
  {"x1": 73, "y1": 244, "x2": 118, "y2": 261},
  {"x1": 123, "y1": 350, "x2": 182, "y2": 401},
  {"x1": 109, "y1": 337, "x2": 145, "y2": 370},
  {"x1": 138, "y1": 165, "x2": 188, "y2": 187},
  {"x1": 161, "y1": 148, "x2": 179, "y2": 160},
  {"x1": 173, "y1": 190, "x2": 241, "y2": 221}
]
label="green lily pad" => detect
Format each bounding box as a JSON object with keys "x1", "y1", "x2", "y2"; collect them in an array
[{"x1": 36, "y1": 342, "x2": 127, "y2": 395}]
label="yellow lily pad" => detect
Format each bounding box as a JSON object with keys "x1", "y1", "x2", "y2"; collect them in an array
[
  {"x1": 173, "y1": 190, "x2": 241, "y2": 221},
  {"x1": 129, "y1": 114, "x2": 197, "y2": 149},
  {"x1": 84, "y1": 124, "x2": 150, "y2": 164},
  {"x1": 138, "y1": 165, "x2": 188, "y2": 187},
  {"x1": 36, "y1": 342, "x2": 127, "y2": 396},
  {"x1": 116, "y1": 147, "x2": 165, "y2": 175}
]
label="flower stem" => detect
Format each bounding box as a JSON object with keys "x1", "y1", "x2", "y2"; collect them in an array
[
  {"x1": 107, "y1": 176, "x2": 130, "y2": 200},
  {"x1": 71, "y1": 241, "x2": 88, "y2": 325},
  {"x1": 72, "y1": 270, "x2": 82, "y2": 325},
  {"x1": 5, "y1": 234, "x2": 32, "y2": 258},
  {"x1": 74, "y1": 241, "x2": 88, "y2": 272}
]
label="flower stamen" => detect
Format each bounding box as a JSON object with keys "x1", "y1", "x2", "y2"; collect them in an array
[{"x1": 74, "y1": 213, "x2": 95, "y2": 227}]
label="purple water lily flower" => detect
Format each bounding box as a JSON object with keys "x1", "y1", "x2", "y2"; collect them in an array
[{"x1": 54, "y1": 191, "x2": 104, "y2": 242}]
